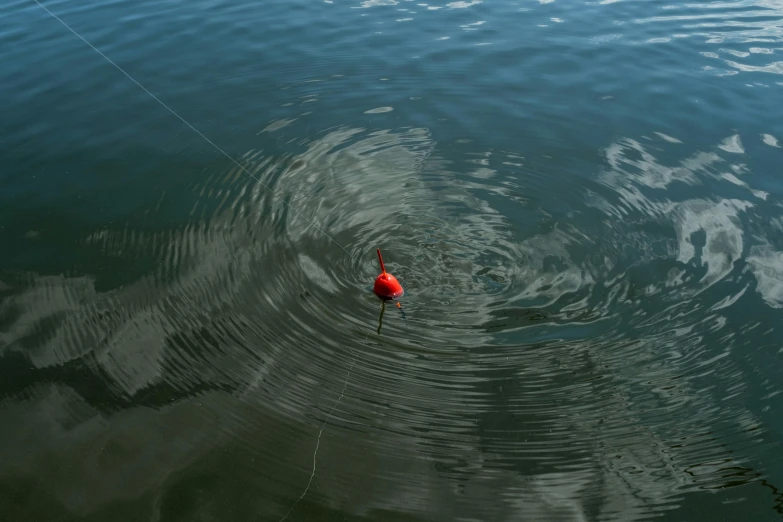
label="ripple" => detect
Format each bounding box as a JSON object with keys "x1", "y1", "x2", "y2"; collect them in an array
[
  {"x1": 363, "y1": 106, "x2": 394, "y2": 113},
  {"x1": 447, "y1": 0, "x2": 482, "y2": 8},
  {"x1": 762, "y1": 133, "x2": 780, "y2": 147},
  {"x1": 3, "y1": 117, "x2": 783, "y2": 520},
  {"x1": 4, "y1": 0, "x2": 783, "y2": 517}
]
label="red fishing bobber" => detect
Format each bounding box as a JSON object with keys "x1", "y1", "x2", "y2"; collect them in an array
[{"x1": 373, "y1": 248, "x2": 404, "y2": 300}]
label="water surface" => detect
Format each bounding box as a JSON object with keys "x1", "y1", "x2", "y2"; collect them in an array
[{"x1": 1, "y1": 0, "x2": 783, "y2": 520}]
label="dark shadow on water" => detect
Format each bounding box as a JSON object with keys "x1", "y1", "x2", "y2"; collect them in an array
[
  {"x1": 377, "y1": 300, "x2": 385, "y2": 336},
  {"x1": 376, "y1": 300, "x2": 406, "y2": 336}
]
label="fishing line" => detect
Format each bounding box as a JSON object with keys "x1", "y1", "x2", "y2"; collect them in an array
[
  {"x1": 278, "y1": 346, "x2": 359, "y2": 522},
  {"x1": 29, "y1": 0, "x2": 352, "y2": 257},
  {"x1": 27, "y1": 2, "x2": 381, "y2": 519}
]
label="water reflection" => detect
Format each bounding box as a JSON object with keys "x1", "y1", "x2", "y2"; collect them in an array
[
  {"x1": 3, "y1": 0, "x2": 783, "y2": 516},
  {"x1": 2, "y1": 121, "x2": 783, "y2": 519}
]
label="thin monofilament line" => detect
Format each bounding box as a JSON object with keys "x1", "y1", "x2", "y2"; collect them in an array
[
  {"x1": 30, "y1": 4, "x2": 366, "y2": 519},
  {"x1": 29, "y1": 0, "x2": 351, "y2": 257},
  {"x1": 278, "y1": 352, "x2": 357, "y2": 522}
]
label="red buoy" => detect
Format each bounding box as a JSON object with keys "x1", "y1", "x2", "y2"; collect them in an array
[{"x1": 373, "y1": 248, "x2": 404, "y2": 300}]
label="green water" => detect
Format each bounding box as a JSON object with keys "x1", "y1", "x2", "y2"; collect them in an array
[{"x1": 2, "y1": 0, "x2": 783, "y2": 520}]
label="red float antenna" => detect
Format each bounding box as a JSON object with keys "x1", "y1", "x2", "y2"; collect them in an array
[
  {"x1": 373, "y1": 248, "x2": 403, "y2": 301},
  {"x1": 377, "y1": 248, "x2": 386, "y2": 275}
]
